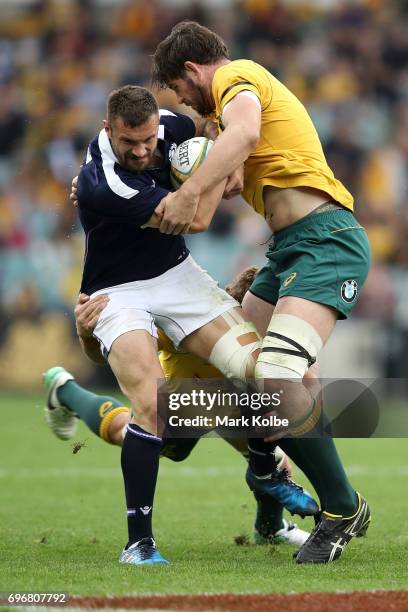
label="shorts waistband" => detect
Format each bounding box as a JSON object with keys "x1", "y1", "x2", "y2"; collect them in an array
[
  {"x1": 274, "y1": 206, "x2": 354, "y2": 241},
  {"x1": 310, "y1": 202, "x2": 343, "y2": 214}
]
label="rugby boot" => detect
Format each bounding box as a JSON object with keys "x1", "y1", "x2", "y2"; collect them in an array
[
  {"x1": 43, "y1": 366, "x2": 78, "y2": 440},
  {"x1": 295, "y1": 492, "x2": 371, "y2": 563},
  {"x1": 255, "y1": 514, "x2": 310, "y2": 546},
  {"x1": 119, "y1": 538, "x2": 170, "y2": 565},
  {"x1": 246, "y1": 465, "x2": 319, "y2": 517}
]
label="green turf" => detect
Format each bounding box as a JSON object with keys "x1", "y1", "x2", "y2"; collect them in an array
[{"x1": 1, "y1": 392, "x2": 407, "y2": 596}]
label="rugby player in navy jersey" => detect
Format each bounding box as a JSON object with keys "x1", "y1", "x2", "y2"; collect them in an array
[
  {"x1": 44, "y1": 266, "x2": 311, "y2": 551},
  {"x1": 47, "y1": 85, "x2": 318, "y2": 565}
]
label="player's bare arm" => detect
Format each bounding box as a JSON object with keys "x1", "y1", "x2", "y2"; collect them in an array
[
  {"x1": 157, "y1": 95, "x2": 260, "y2": 234},
  {"x1": 223, "y1": 164, "x2": 244, "y2": 200},
  {"x1": 188, "y1": 176, "x2": 227, "y2": 231},
  {"x1": 143, "y1": 176, "x2": 227, "y2": 234},
  {"x1": 193, "y1": 116, "x2": 218, "y2": 140},
  {"x1": 186, "y1": 94, "x2": 261, "y2": 195},
  {"x1": 193, "y1": 116, "x2": 244, "y2": 200},
  {"x1": 75, "y1": 293, "x2": 109, "y2": 364}
]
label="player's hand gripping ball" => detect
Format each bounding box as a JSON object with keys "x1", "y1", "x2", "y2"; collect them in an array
[{"x1": 170, "y1": 137, "x2": 213, "y2": 189}]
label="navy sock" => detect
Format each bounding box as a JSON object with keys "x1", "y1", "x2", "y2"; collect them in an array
[
  {"x1": 248, "y1": 438, "x2": 278, "y2": 477},
  {"x1": 121, "y1": 424, "x2": 162, "y2": 546}
]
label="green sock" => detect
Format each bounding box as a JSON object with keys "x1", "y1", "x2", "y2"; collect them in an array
[
  {"x1": 280, "y1": 437, "x2": 357, "y2": 516},
  {"x1": 57, "y1": 381, "x2": 128, "y2": 441}
]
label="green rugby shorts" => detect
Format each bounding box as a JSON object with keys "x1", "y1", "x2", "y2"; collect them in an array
[{"x1": 249, "y1": 208, "x2": 371, "y2": 319}]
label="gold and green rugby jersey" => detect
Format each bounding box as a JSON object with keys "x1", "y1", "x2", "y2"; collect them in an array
[
  {"x1": 211, "y1": 60, "x2": 353, "y2": 217},
  {"x1": 157, "y1": 329, "x2": 221, "y2": 384},
  {"x1": 157, "y1": 328, "x2": 178, "y2": 354}
]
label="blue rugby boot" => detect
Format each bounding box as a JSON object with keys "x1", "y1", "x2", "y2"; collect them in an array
[
  {"x1": 119, "y1": 537, "x2": 170, "y2": 565},
  {"x1": 246, "y1": 466, "x2": 319, "y2": 518}
]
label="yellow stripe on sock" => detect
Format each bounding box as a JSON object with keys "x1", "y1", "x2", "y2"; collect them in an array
[
  {"x1": 323, "y1": 492, "x2": 361, "y2": 520},
  {"x1": 99, "y1": 407, "x2": 129, "y2": 444},
  {"x1": 289, "y1": 399, "x2": 322, "y2": 437}
]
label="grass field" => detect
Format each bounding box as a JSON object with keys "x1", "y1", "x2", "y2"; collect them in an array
[{"x1": 1, "y1": 391, "x2": 407, "y2": 598}]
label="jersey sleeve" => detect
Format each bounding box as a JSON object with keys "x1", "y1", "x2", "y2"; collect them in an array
[
  {"x1": 78, "y1": 164, "x2": 169, "y2": 226},
  {"x1": 159, "y1": 110, "x2": 196, "y2": 145},
  {"x1": 212, "y1": 62, "x2": 272, "y2": 116}
]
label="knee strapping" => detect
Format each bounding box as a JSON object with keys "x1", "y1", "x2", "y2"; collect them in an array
[
  {"x1": 209, "y1": 314, "x2": 261, "y2": 382},
  {"x1": 255, "y1": 314, "x2": 323, "y2": 380}
]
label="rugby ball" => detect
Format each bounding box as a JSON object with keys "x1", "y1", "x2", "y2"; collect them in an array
[{"x1": 170, "y1": 137, "x2": 213, "y2": 189}]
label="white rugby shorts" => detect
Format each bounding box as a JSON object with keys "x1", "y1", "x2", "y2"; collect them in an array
[{"x1": 92, "y1": 255, "x2": 238, "y2": 356}]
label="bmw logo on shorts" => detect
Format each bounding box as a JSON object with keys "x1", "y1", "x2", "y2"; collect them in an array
[{"x1": 341, "y1": 279, "x2": 358, "y2": 303}]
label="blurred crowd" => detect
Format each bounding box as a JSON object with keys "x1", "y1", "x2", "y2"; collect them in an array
[{"x1": 0, "y1": 0, "x2": 407, "y2": 387}]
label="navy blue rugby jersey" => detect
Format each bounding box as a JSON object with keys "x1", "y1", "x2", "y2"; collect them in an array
[{"x1": 77, "y1": 110, "x2": 195, "y2": 294}]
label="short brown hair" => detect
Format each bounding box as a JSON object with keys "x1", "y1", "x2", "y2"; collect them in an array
[
  {"x1": 225, "y1": 267, "x2": 258, "y2": 304},
  {"x1": 107, "y1": 85, "x2": 158, "y2": 127},
  {"x1": 152, "y1": 21, "x2": 229, "y2": 88}
]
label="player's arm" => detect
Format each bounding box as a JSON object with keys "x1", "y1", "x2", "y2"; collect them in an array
[
  {"x1": 75, "y1": 293, "x2": 109, "y2": 365},
  {"x1": 143, "y1": 176, "x2": 227, "y2": 233},
  {"x1": 187, "y1": 114, "x2": 244, "y2": 201},
  {"x1": 188, "y1": 178, "x2": 227, "y2": 232},
  {"x1": 193, "y1": 117, "x2": 244, "y2": 200},
  {"x1": 193, "y1": 116, "x2": 218, "y2": 140},
  {"x1": 189, "y1": 94, "x2": 261, "y2": 192},
  {"x1": 158, "y1": 95, "x2": 261, "y2": 234}
]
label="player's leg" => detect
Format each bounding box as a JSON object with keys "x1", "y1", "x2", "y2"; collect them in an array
[
  {"x1": 243, "y1": 289, "x2": 324, "y2": 478},
  {"x1": 44, "y1": 342, "x2": 168, "y2": 563},
  {"x1": 43, "y1": 367, "x2": 129, "y2": 444},
  {"x1": 180, "y1": 306, "x2": 318, "y2": 518},
  {"x1": 106, "y1": 329, "x2": 169, "y2": 565},
  {"x1": 230, "y1": 271, "x2": 316, "y2": 523},
  {"x1": 162, "y1": 342, "x2": 310, "y2": 545},
  {"x1": 222, "y1": 437, "x2": 309, "y2": 546},
  {"x1": 256, "y1": 295, "x2": 358, "y2": 502},
  {"x1": 260, "y1": 301, "x2": 371, "y2": 563},
  {"x1": 249, "y1": 207, "x2": 372, "y2": 563},
  {"x1": 251, "y1": 300, "x2": 370, "y2": 562},
  {"x1": 43, "y1": 357, "x2": 308, "y2": 547},
  {"x1": 239, "y1": 288, "x2": 298, "y2": 505}
]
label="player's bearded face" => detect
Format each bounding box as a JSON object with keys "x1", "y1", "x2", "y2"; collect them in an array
[
  {"x1": 170, "y1": 77, "x2": 215, "y2": 117},
  {"x1": 107, "y1": 114, "x2": 160, "y2": 172}
]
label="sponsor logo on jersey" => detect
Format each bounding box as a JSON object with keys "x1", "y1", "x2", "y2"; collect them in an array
[
  {"x1": 168, "y1": 142, "x2": 177, "y2": 162},
  {"x1": 283, "y1": 271, "x2": 297, "y2": 287},
  {"x1": 341, "y1": 279, "x2": 357, "y2": 303}
]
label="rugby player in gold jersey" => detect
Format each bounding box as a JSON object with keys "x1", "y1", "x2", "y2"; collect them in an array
[{"x1": 150, "y1": 21, "x2": 372, "y2": 563}]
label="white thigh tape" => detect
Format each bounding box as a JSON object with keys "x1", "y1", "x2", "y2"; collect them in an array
[{"x1": 209, "y1": 322, "x2": 261, "y2": 381}]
